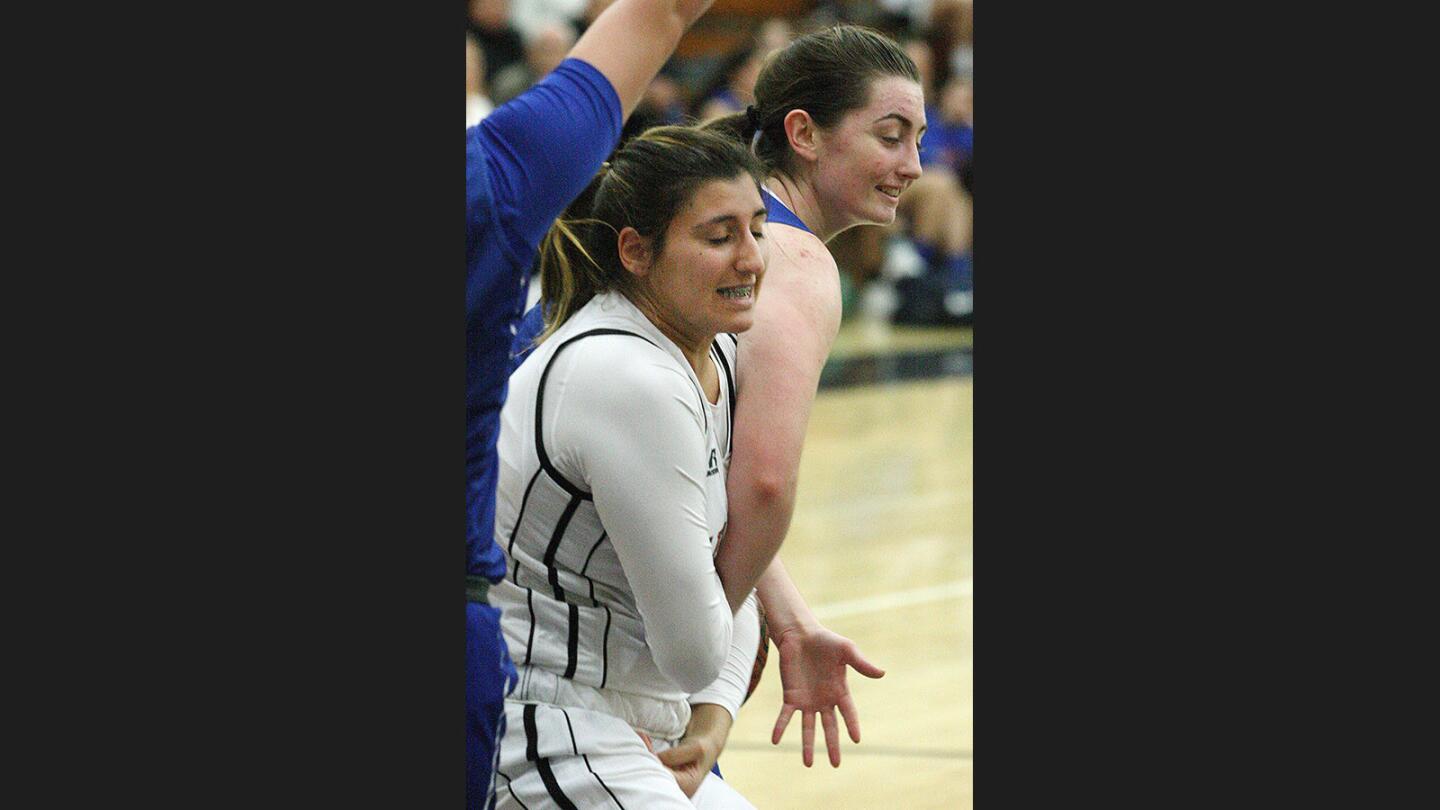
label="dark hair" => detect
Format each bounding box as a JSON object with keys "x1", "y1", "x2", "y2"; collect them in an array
[
  {"x1": 536, "y1": 125, "x2": 766, "y2": 341},
  {"x1": 705, "y1": 25, "x2": 919, "y2": 178}
]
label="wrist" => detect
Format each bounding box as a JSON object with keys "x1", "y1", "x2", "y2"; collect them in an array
[
  {"x1": 685, "y1": 703, "x2": 733, "y2": 750},
  {"x1": 770, "y1": 613, "x2": 821, "y2": 642}
]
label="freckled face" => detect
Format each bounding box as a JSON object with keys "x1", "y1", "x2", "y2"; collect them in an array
[{"x1": 811, "y1": 76, "x2": 927, "y2": 229}]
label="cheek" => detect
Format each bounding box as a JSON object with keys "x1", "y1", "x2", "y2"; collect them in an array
[
  {"x1": 843, "y1": 142, "x2": 891, "y2": 184},
  {"x1": 675, "y1": 249, "x2": 719, "y2": 296}
]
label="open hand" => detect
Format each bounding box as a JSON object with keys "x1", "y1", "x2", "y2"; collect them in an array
[{"x1": 771, "y1": 624, "x2": 885, "y2": 767}]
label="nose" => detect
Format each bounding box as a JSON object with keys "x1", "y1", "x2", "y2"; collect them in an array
[
  {"x1": 738, "y1": 228, "x2": 766, "y2": 277},
  {"x1": 900, "y1": 141, "x2": 923, "y2": 182}
]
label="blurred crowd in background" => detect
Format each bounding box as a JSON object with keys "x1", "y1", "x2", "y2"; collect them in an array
[{"x1": 467, "y1": 0, "x2": 973, "y2": 326}]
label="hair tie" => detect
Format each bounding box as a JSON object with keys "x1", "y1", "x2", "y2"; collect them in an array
[{"x1": 745, "y1": 105, "x2": 761, "y2": 134}]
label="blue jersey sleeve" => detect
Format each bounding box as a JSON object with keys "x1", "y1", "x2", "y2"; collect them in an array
[
  {"x1": 468, "y1": 58, "x2": 624, "y2": 270},
  {"x1": 509, "y1": 301, "x2": 548, "y2": 374}
]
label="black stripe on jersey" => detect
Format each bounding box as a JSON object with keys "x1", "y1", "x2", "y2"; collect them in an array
[
  {"x1": 524, "y1": 588, "x2": 537, "y2": 666},
  {"x1": 543, "y1": 495, "x2": 583, "y2": 601},
  {"x1": 581, "y1": 530, "x2": 607, "y2": 607},
  {"x1": 522, "y1": 705, "x2": 581, "y2": 810},
  {"x1": 559, "y1": 706, "x2": 627, "y2": 809},
  {"x1": 535, "y1": 328, "x2": 657, "y2": 499},
  {"x1": 523, "y1": 704, "x2": 541, "y2": 761},
  {"x1": 507, "y1": 467, "x2": 543, "y2": 562},
  {"x1": 560, "y1": 708, "x2": 579, "y2": 755},
  {"x1": 599, "y1": 606, "x2": 612, "y2": 688},
  {"x1": 712, "y1": 338, "x2": 737, "y2": 457},
  {"x1": 496, "y1": 771, "x2": 532, "y2": 810},
  {"x1": 563, "y1": 603, "x2": 581, "y2": 679},
  {"x1": 535, "y1": 758, "x2": 579, "y2": 810},
  {"x1": 582, "y1": 754, "x2": 627, "y2": 810},
  {"x1": 579, "y1": 530, "x2": 607, "y2": 576}
]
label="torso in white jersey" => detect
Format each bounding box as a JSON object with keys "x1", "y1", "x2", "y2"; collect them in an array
[{"x1": 491, "y1": 290, "x2": 753, "y2": 741}]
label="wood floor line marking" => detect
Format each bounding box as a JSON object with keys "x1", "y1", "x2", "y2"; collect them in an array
[
  {"x1": 724, "y1": 740, "x2": 972, "y2": 760},
  {"x1": 810, "y1": 579, "x2": 972, "y2": 621}
]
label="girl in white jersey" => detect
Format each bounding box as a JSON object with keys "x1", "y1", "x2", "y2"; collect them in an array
[{"x1": 491, "y1": 127, "x2": 769, "y2": 809}]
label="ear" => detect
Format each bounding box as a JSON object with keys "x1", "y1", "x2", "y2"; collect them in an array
[
  {"x1": 617, "y1": 226, "x2": 651, "y2": 277},
  {"x1": 782, "y1": 109, "x2": 820, "y2": 163}
]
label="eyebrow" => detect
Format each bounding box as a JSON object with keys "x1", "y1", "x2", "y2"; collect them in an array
[
  {"x1": 874, "y1": 113, "x2": 928, "y2": 134},
  {"x1": 692, "y1": 208, "x2": 770, "y2": 231}
]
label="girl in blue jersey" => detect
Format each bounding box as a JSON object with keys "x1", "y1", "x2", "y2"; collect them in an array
[
  {"x1": 700, "y1": 25, "x2": 926, "y2": 769},
  {"x1": 466, "y1": 2, "x2": 722, "y2": 806},
  {"x1": 492, "y1": 127, "x2": 767, "y2": 808}
]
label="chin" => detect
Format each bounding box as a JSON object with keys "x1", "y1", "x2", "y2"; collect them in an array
[
  {"x1": 726, "y1": 313, "x2": 756, "y2": 334},
  {"x1": 857, "y1": 206, "x2": 898, "y2": 228}
]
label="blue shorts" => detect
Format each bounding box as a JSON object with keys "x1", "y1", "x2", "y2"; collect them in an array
[{"x1": 467, "y1": 601, "x2": 518, "y2": 809}]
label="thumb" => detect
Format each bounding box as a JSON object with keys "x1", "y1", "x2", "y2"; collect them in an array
[
  {"x1": 845, "y1": 644, "x2": 886, "y2": 679},
  {"x1": 657, "y1": 740, "x2": 700, "y2": 767}
]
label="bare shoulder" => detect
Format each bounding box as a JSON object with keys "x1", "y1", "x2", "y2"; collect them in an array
[
  {"x1": 769, "y1": 224, "x2": 837, "y2": 275},
  {"x1": 759, "y1": 223, "x2": 842, "y2": 346}
]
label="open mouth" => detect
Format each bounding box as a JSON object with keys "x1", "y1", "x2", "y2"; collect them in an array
[
  {"x1": 718, "y1": 285, "x2": 754, "y2": 300},
  {"x1": 877, "y1": 185, "x2": 902, "y2": 200}
]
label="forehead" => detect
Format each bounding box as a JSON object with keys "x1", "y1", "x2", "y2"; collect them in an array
[
  {"x1": 851, "y1": 75, "x2": 926, "y2": 128},
  {"x1": 674, "y1": 175, "x2": 765, "y2": 225}
]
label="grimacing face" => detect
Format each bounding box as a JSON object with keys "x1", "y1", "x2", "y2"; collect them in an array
[
  {"x1": 632, "y1": 174, "x2": 769, "y2": 348},
  {"x1": 811, "y1": 75, "x2": 927, "y2": 231}
]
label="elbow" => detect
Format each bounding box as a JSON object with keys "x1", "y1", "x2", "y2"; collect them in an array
[
  {"x1": 665, "y1": 653, "x2": 724, "y2": 695},
  {"x1": 748, "y1": 471, "x2": 795, "y2": 511},
  {"x1": 656, "y1": 622, "x2": 732, "y2": 693}
]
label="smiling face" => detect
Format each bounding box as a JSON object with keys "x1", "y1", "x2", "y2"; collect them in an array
[
  {"x1": 628, "y1": 174, "x2": 769, "y2": 351},
  {"x1": 810, "y1": 75, "x2": 926, "y2": 230}
]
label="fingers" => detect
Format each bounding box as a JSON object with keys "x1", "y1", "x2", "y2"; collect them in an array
[
  {"x1": 838, "y1": 694, "x2": 862, "y2": 743},
  {"x1": 635, "y1": 729, "x2": 655, "y2": 754},
  {"x1": 676, "y1": 772, "x2": 702, "y2": 799},
  {"x1": 821, "y1": 708, "x2": 841, "y2": 767},
  {"x1": 844, "y1": 643, "x2": 886, "y2": 679},
  {"x1": 801, "y1": 710, "x2": 816, "y2": 768},
  {"x1": 772, "y1": 704, "x2": 796, "y2": 745}
]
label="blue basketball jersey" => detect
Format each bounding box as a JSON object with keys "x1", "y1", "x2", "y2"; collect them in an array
[
  {"x1": 762, "y1": 186, "x2": 812, "y2": 234},
  {"x1": 467, "y1": 59, "x2": 622, "y2": 581}
]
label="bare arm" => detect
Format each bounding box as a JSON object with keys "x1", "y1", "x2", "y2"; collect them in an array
[
  {"x1": 755, "y1": 557, "x2": 817, "y2": 636},
  {"x1": 570, "y1": 0, "x2": 717, "y2": 119},
  {"x1": 714, "y1": 229, "x2": 838, "y2": 612},
  {"x1": 717, "y1": 226, "x2": 883, "y2": 767}
]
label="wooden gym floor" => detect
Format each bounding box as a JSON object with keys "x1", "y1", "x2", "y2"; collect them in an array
[{"x1": 721, "y1": 317, "x2": 973, "y2": 809}]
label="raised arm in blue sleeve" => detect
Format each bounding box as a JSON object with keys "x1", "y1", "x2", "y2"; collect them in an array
[
  {"x1": 468, "y1": 58, "x2": 623, "y2": 273},
  {"x1": 467, "y1": 58, "x2": 624, "y2": 584}
]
